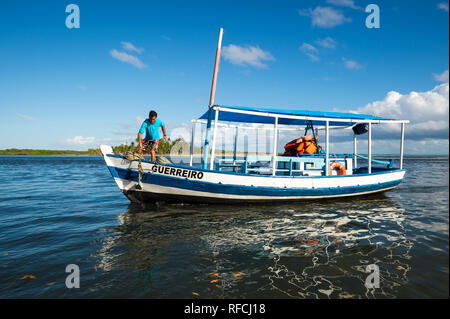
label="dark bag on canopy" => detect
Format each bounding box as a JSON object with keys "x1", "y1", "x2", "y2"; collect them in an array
[{"x1": 352, "y1": 123, "x2": 368, "y2": 135}]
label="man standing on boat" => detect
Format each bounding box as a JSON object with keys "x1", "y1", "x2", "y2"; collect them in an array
[{"x1": 138, "y1": 110, "x2": 167, "y2": 162}]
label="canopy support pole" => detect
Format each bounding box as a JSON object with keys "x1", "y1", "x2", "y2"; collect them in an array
[
  {"x1": 368, "y1": 122, "x2": 372, "y2": 174},
  {"x1": 272, "y1": 117, "x2": 279, "y2": 176},
  {"x1": 202, "y1": 28, "x2": 223, "y2": 170},
  {"x1": 210, "y1": 109, "x2": 219, "y2": 170},
  {"x1": 400, "y1": 122, "x2": 405, "y2": 169},
  {"x1": 256, "y1": 128, "x2": 259, "y2": 155},
  {"x1": 353, "y1": 133, "x2": 357, "y2": 169},
  {"x1": 233, "y1": 126, "x2": 238, "y2": 163},
  {"x1": 202, "y1": 110, "x2": 213, "y2": 169},
  {"x1": 325, "y1": 121, "x2": 329, "y2": 176},
  {"x1": 190, "y1": 121, "x2": 196, "y2": 167}
]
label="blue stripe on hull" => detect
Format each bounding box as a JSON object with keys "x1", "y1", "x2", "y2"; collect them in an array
[{"x1": 108, "y1": 166, "x2": 402, "y2": 198}]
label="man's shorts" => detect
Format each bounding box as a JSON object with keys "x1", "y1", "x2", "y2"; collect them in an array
[{"x1": 142, "y1": 140, "x2": 159, "y2": 153}]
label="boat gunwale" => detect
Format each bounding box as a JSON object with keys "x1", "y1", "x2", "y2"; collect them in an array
[{"x1": 105, "y1": 153, "x2": 406, "y2": 179}]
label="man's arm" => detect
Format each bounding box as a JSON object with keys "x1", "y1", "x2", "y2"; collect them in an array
[
  {"x1": 138, "y1": 132, "x2": 143, "y2": 151},
  {"x1": 137, "y1": 120, "x2": 147, "y2": 151},
  {"x1": 161, "y1": 125, "x2": 167, "y2": 142}
]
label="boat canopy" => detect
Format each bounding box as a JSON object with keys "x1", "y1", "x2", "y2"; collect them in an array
[{"x1": 199, "y1": 105, "x2": 408, "y2": 127}]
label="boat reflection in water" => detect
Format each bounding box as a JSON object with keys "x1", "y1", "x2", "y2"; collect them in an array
[{"x1": 93, "y1": 193, "x2": 412, "y2": 298}]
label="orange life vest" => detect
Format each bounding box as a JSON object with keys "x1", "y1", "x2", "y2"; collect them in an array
[
  {"x1": 297, "y1": 141, "x2": 317, "y2": 154},
  {"x1": 283, "y1": 136, "x2": 320, "y2": 156}
]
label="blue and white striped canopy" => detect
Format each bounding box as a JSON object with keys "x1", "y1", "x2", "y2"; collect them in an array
[{"x1": 198, "y1": 105, "x2": 398, "y2": 127}]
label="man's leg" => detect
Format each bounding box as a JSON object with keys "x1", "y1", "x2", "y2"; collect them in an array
[
  {"x1": 150, "y1": 140, "x2": 159, "y2": 162},
  {"x1": 139, "y1": 140, "x2": 149, "y2": 155}
]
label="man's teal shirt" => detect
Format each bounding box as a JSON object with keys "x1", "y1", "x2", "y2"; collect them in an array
[{"x1": 139, "y1": 118, "x2": 165, "y2": 140}]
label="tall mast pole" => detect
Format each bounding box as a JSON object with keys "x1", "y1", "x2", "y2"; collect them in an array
[
  {"x1": 209, "y1": 28, "x2": 223, "y2": 107},
  {"x1": 202, "y1": 28, "x2": 224, "y2": 169}
]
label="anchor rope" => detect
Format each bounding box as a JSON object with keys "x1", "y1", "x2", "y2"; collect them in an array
[{"x1": 124, "y1": 151, "x2": 144, "y2": 188}]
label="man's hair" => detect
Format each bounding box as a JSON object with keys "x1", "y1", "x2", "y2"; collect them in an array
[{"x1": 149, "y1": 110, "x2": 157, "y2": 118}]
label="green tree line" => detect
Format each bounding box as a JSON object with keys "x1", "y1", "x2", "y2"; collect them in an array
[
  {"x1": 112, "y1": 138, "x2": 191, "y2": 155},
  {"x1": 0, "y1": 138, "x2": 194, "y2": 155}
]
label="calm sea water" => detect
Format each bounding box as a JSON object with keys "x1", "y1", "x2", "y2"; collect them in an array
[{"x1": 0, "y1": 156, "x2": 448, "y2": 298}]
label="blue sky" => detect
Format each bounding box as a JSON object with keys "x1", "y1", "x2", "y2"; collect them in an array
[{"x1": 0, "y1": 0, "x2": 448, "y2": 154}]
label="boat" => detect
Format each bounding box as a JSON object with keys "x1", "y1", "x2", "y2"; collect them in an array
[{"x1": 100, "y1": 28, "x2": 409, "y2": 204}]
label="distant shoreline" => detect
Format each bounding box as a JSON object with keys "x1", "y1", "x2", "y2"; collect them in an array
[{"x1": 0, "y1": 149, "x2": 99, "y2": 156}]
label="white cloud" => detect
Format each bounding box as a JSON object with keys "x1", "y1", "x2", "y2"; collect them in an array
[
  {"x1": 354, "y1": 82, "x2": 449, "y2": 140},
  {"x1": 112, "y1": 116, "x2": 146, "y2": 137},
  {"x1": 300, "y1": 42, "x2": 320, "y2": 61},
  {"x1": 66, "y1": 136, "x2": 96, "y2": 145},
  {"x1": 112, "y1": 129, "x2": 136, "y2": 136},
  {"x1": 315, "y1": 37, "x2": 338, "y2": 49},
  {"x1": 342, "y1": 57, "x2": 363, "y2": 70},
  {"x1": 222, "y1": 44, "x2": 275, "y2": 68},
  {"x1": 404, "y1": 138, "x2": 448, "y2": 154},
  {"x1": 121, "y1": 41, "x2": 144, "y2": 54},
  {"x1": 326, "y1": 0, "x2": 362, "y2": 10},
  {"x1": 118, "y1": 121, "x2": 132, "y2": 129},
  {"x1": 299, "y1": 38, "x2": 338, "y2": 62},
  {"x1": 437, "y1": 2, "x2": 449, "y2": 12},
  {"x1": 433, "y1": 69, "x2": 449, "y2": 82},
  {"x1": 109, "y1": 49, "x2": 146, "y2": 69},
  {"x1": 64, "y1": 136, "x2": 122, "y2": 149},
  {"x1": 17, "y1": 113, "x2": 36, "y2": 121},
  {"x1": 300, "y1": 43, "x2": 318, "y2": 52},
  {"x1": 319, "y1": 137, "x2": 449, "y2": 155},
  {"x1": 136, "y1": 116, "x2": 145, "y2": 127},
  {"x1": 299, "y1": 6, "x2": 351, "y2": 28}
]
